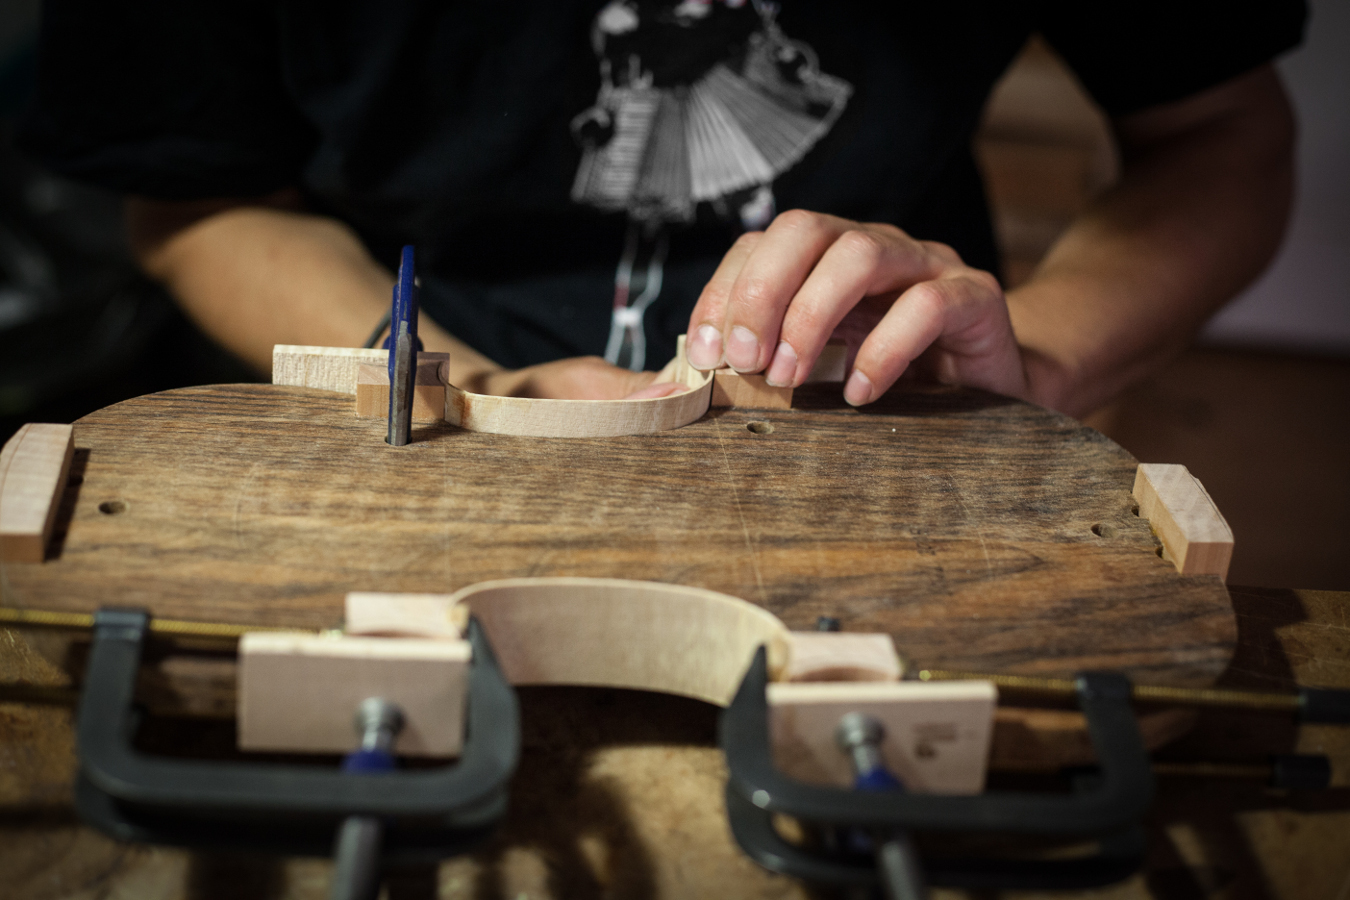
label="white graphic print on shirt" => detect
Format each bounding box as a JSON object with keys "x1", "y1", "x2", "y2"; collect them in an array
[{"x1": 568, "y1": 0, "x2": 851, "y2": 369}]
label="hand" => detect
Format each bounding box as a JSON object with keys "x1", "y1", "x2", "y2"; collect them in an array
[
  {"x1": 478, "y1": 356, "x2": 688, "y2": 400},
  {"x1": 684, "y1": 210, "x2": 1029, "y2": 406}
]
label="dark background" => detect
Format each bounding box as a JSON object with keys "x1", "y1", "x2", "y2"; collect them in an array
[{"x1": 0, "y1": 3, "x2": 1345, "y2": 590}]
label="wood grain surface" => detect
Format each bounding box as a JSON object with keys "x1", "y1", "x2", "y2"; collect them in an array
[{"x1": 0, "y1": 382, "x2": 1234, "y2": 685}]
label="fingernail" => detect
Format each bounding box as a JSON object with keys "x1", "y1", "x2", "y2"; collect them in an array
[
  {"x1": 726, "y1": 325, "x2": 759, "y2": 371},
  {"x1": 764, "y1": 341, "x2": 797, "y2": 387},
  {"x1": 687, "y1": 324, "x2": 723, "y2": 370},
  {"x1": 844, "y1": 369, "x2": 873, "y2": 406}
]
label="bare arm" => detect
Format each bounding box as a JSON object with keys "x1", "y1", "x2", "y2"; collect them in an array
[
  {"x1": 1010, "y1": 64, "x2": 1296, "y2": 414},
  {"x1": 126, "y1": 193, "x2": 663, "y2": 398},
  {"x1": 684, "y1": 64, "x2": 1296, "y2": 418}
]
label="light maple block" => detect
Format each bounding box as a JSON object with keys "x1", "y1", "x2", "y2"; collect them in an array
[
  {"x1": 784, "y1": 631, "x2": 902, "y2": 682},
  {"x1": 1133, "y1": 463, "x2": 1234, "y2": 580},
  {"x1": 272, "y1": 345, "x2": 387, "y2": 394},
  {"x1": 710, "y1": 369, "x2": 793, "y2": 409},
  {"x1": 237, "y1": 632, "x2": 471, "y2": 757},
  {"x1": 354, "y1": 362, "x2": 447, "y2": 422},
  {"x1": 345, "y1": 591, "x2": 464, "y2": 638},
  {"x1": 271, "y1": 345, "x2": 449, "y2": 396},
  {"x1": 768, "y1": 680, "x2": 997, "y2": 792},
  {"x1": 0, "y1": 423, "x2": 74, "y2": 563}
]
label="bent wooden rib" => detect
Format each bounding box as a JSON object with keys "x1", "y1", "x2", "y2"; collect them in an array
[
  {"x1": 443, "y1": 338, "x2": 712, "y2": 437},
  {"x1": 274, "y1": 340, "x2": 714, "y2": 438},
  {"x1": 446, "y1": 577, "x2": 789, "y2": 706}
]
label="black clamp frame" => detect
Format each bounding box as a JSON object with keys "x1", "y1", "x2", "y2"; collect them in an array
[
  {"x1": 720, "y1": 648, "x2": 1155, "y2": 892},
  {"x1": 75, "y1": 608, "x2": 520, "y2": 863}
]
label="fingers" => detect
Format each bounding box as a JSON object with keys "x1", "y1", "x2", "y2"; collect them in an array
[
  {"x1": 843, "y1": 269, "x2": 1011, "y2": 405},
  {"x1": 717, "y1": 210, "x2": 856, "y2": 373},
  {"x1": 771, "y1": 230, "x2": 944, "y2": 387},
  {"x1": 686, "y1": 211, "x2": 943, "y2": 387},
  {"x1": 686, "y1": 211, "x2": 1020, "y2": 407},
  {"x1": 686, "y1": 231, "x2": 763, "y2": 369}
]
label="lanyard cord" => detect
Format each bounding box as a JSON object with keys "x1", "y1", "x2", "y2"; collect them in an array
[{"x1": 604, "y1": 219, "x2": 669, "y2": 371}]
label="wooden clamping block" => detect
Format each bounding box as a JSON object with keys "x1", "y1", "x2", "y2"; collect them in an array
[
  {"x1": 784, "y1": 631, "x2": 903, "y2": 682},
  {"x1": 0, "y1": 423, "x2": 74, "y2": 563},
  {"x1": 345, "y1": 591, "x2": 465, "y2": 638},
  {"x1": 768, "y1": 680, "x2": 997, "y2": 793},
  {"x1": 710, "y1": 369, "x2": 793, "y2": 409},
  {"x1": 1133, "y1": 463, "x2": 1234, "y2": 580},
  {"x1": 272, "y1": 345, "x2": 389, "y2": 394},
  {"x1": 237, "y1": 632, "x2": 471, "y2": 757},
  {"x1": 355, "y1": 361, "x2": 446, "y2": 422},
  {"x1": 272, "y1": 345, "x2": 449, "y2": 396}
]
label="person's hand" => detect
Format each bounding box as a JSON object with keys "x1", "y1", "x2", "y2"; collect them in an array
[
  {"x1": 478, "y1": 356, "x2": 688, "y2": 400},
  {"x1": 684, "y1": 211, "x2": 1029, "y2": 406}
]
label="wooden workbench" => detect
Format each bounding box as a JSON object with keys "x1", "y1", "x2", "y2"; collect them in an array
[
  {"x1": 0, "y1": 586, "x2": 1345, "y2": 899},
  {"x1": 2, "y1": 381, "x2": 1232, "y2": 683},
  {"x1": 0, "y1": 380, "x2": 1286, "y2": 898}
]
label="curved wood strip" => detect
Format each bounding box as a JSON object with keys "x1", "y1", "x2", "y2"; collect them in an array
[
  {"x1": 274, "y1": 340, "x2": 715, "y2": 439},
  {"x1": 443, "y1": 342, "x2": 712, "y2": 438},
  {"x1": 448, "y1": 577, "x2": 790, "y2": 706}
]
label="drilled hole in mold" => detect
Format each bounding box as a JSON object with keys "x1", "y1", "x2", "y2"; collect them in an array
[
  {"x1": 98, "y1": 500, "x2": 127, "y2": 515},
  {"x1": 746, "y1": 421, "x2": 774, "y2": 435}
]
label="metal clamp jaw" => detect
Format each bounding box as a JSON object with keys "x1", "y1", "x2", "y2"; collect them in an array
[
  {"x1": 75, "y1": 608, "x2": 520, "y2": 863},
  {"x1": 719, "y1": 648, "x2": 1155, "y2": 892}
]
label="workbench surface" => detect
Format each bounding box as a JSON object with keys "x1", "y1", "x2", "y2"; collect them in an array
[
  {"x1": 3, "y1": 381, "x2": 1233, "y2": 684},
  {"x1": 0, "y1": 586, "x2": 1345, "y2": 900}
]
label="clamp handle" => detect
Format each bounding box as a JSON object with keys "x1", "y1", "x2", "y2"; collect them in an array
[
  {"x1": 719, "y1": 648, "x2": 1153, "y2": 890},
  {"x1": 75, "y1": 607, "x2": 519, "y2": 861}
]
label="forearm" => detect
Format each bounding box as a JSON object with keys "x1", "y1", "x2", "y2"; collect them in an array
[
  {"x1": 126, "y1": 195, "x2": 502, "y2": 388},
  {"x1": 1008, "y1": 65, "x2": 1295, "y2": 417}
]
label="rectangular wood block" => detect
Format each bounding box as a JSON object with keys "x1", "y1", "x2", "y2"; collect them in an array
[
  {"x1": 768, "y1": 680, "x2": 997, "y2": 792},
  {"x1": 1133, "y1": 463, "x2": 1233, "y2": 580},
  {"x1": 345, "y1": 592, "x2": 465, "y2": 638},
  {"x1": 784, "y1": 631, "x2": 902, "y2": 682},
  {"x1": 237, "y1": 632, "x2": 471, "y2": 757},
  {"x1": 354, "y1": 362, "x2": 446, "y2": 422},
  {"x1": 0, "y1": 423, "x2": 74, "y2": 563},
  {"x1": 272, "y1": 345, "x2": 448, "y2": 395},
  {"x1": 710, "y1": 370, "x2": 793, "y2": 409}
]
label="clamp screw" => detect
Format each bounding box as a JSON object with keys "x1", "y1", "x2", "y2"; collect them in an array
[
  {"x1": 836, "y1": 711, "x2": 889, "y2": 784},
  {"x1": 355, "y1": 697, "x2": 404, "y2": 753}
]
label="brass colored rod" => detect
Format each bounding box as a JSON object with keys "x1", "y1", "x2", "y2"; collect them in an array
[
  {"x1": 0, "y1": 606, "x2": 1310, "y2": 715},
  {"x1": 0, "y1": 606, "x2": 307, "y2": 642},
  {"x1": 0, "y1": 607, "x2": 94, "y2": 632},
  {"x1": 916, "y1": 668, "x2": 1303, "y2": 713}
]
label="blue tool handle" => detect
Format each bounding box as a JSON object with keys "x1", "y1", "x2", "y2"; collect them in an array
[
  {"x1": 855, "y1": 767, "x2": 903, "y2": 792},
  {"x1": 342, "y1": 748, "x2": 396, "y2": 775},
  {"x1": 384, "y1": 246, "x2": 422, "y2": 361}
]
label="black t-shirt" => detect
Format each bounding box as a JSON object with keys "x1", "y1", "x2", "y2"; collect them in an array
[{"x1": 21, "y1": 0, "x2": 1305, "y2": 369}]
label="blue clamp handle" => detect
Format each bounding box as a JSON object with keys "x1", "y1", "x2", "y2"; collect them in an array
[{"x1": 342, "y1": 749, "x2": 396, "y2": 775}]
